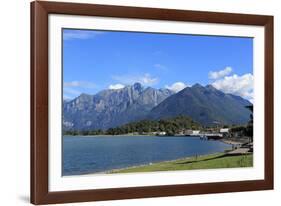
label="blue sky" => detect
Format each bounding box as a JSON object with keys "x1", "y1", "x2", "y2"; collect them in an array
[{"x1": 63, "y1": 29, "x2": 253, "y2": 101}]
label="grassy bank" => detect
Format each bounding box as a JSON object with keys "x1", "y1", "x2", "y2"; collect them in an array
[{"x1": 109, "y1": 153, "x2": 253, "y2": 174}]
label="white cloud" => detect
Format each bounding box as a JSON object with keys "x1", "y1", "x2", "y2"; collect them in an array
[
  {"x1": 63, "y1": 87, "x2": 81, "y2": 95},
  {"x1": 63, "y1": 30, "x2": 105, "y2": 40},
  {"x1": 63, "y1": 81, "x2": 96, "y2": 89},
  {"x1": 211, "y1": 73, "x2": 254, "y2": 102},
  {"x1": 108, "y1": 84, "x2": 125, "y2": 90},
  {"x1": 63, "y1": 81, "x2": 96, "y2": 99},
  {"x1": 112, "y1": 73, "x2": 158, "y2": 86},
  {"x1": 64, "y1": 81, "x2": 80, "y2": 87},
  {"x1": 141, "y1": 73, "x2": 158, "y2": 85},
  {"x1": 208, "y1": 67, "x2": 232, "y2": 80},
  {"x1": 165, "y1": 82, "x2": 189, "y2": 92},
  {"x1": 63, "y1": 88, "x2": 82, "y2": 100}
]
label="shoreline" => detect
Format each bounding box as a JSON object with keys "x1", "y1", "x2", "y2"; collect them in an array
[
  {"x1": 67, "y1": 152, "x2": 221, "y2": 176},
  {"x1": 109, "y1": 152, "x2": 253, "y2": 174},
  {"x1": 65, "y1": 150, "x2": 252, "y2": 176},
  {"x1": 220, "y1": 137, "x2": 252, "y2": 145},
  {"x1": 105, "y1": 153, "x2": 217, "y2": 174},
  {"x1": 219, "y1": 138, "x2": 244, "y2": 145}
]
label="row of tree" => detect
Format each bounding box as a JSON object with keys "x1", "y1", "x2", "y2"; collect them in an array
[{"x1": 63, "y1": 115, "x2": 201, "y2": 136}]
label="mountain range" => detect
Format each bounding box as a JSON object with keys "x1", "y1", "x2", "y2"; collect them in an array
[{"x1": 63, "y1": 83, "x2": 252, "y2": 130}]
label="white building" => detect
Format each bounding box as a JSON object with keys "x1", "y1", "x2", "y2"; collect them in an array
[
  {"x1": 157, "y1": 131, "x2": 166, "y2": 136},
  {"x1": 192, "y1": 130, "x2": 200, "y2": 135},
  {"x1": 220, "y1": 128, "x2": 229, "y2": 133}
]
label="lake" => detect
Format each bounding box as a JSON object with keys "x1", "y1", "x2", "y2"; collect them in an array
[{"x1": 63, "y1": 135, "x2": 231, "y2": 176}]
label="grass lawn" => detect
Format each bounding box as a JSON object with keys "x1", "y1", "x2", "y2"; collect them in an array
[{"x1": 109, "y1": 153, "x2": 253, "y2": 174}]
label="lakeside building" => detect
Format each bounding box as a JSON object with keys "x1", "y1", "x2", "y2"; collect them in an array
[
  {"x1": 157, "y1": 131, "x2": 166, "y2": 136},
  {"x1": 220, "y1": 128, "x2": 230, "y2": 138}
]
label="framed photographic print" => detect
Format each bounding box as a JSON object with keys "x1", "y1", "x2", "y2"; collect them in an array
[{"x1": 30, "y1": 1, "x2": 274, "y2": 204}]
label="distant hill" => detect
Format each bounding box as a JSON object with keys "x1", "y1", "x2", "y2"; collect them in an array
[
  {"x1": 63, "y1": 83, "x2": 252, "y2": 131},
  {"x1": 148, "y1": 84, "x2": 252, "y2": 126}
]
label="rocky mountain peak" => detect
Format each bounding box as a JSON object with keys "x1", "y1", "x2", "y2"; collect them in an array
[
  {"x1": 133, "y1": 82, "x2": 142, "y2": 91},
  {"x1": 192, "y1": 83, "x2": 204, "y2": 88},
  {"x1": 205, "y1": 84, "x2": 216, "y2": 90},
  {"x1": 63, "y1": 83, "x2": 173, "y2": 130}
]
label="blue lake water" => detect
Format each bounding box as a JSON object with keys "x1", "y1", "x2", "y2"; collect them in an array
[{"x1": 63, "y1": 135, "x2": 231, "y2": 176}]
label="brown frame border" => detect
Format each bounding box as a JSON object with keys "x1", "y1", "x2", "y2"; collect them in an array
[{"x1": 31, "y1": 1, "x2": 274, "y2": 204}]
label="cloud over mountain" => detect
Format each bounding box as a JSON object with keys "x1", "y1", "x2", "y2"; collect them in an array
[
  {"x1": 208, "y1": 66, "x2": 253, "y2": 102},
  {"x1": 208, "y1": 67, "x2": 232, "y2": 79},
  {"x1": 109, "y1": 84, "x2": 125, "y2": 90},
  {"x1": 165, "y1": 82, "x2": 188, "y2": 92},
  {"x1": 112, "y1": 73, "x2": 158, "y2": 86},
  {"x1": 211, "y1": 73, "x2": 254, "y2": 102},
  {"x1": 63, "y1": 81, "x2": 96, "y2": 88}
]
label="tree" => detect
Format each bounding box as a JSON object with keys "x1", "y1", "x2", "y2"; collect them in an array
[{"x1": 245, "y1": 105, "x2": 253, "y2": 142}]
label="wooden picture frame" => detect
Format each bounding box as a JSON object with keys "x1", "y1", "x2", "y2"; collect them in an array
[{"x1": 31, "y1": 1, "x2": 274, "y2": 204}]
